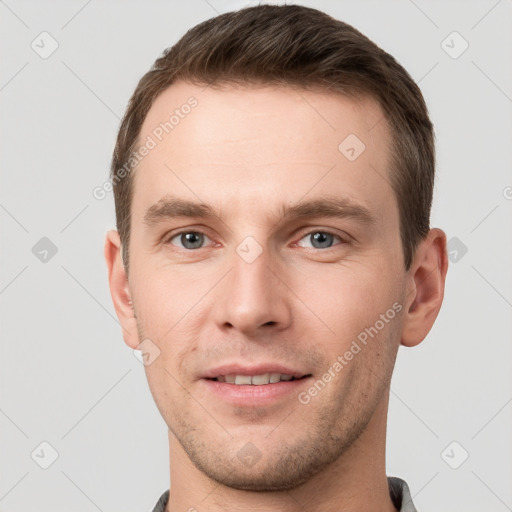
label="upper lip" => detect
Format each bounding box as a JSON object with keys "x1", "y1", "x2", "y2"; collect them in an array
[{"x1": 202, "y1": 363, "x2": 310, "y2": 379}]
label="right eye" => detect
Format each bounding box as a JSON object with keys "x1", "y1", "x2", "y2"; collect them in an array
[{"x1": 165, "y1": 231, "x2": 214, "y2": 250}]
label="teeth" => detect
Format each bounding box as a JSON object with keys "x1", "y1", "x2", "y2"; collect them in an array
[
  {"x1": 234, "y1": 375, "x2": 252, "y2": 385},
  {"x1": 251, "y1": 373, "x2": 270, "y2": 385},
  {"x1": 216, "y1": 373, "x2": 298, "y2": 385}
]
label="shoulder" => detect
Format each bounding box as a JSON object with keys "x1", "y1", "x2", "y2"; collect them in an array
[
  {"x1": 151, "y1": 489, "x2": 170, "y2": 512},
  {"x1": 388, "y1": 476, "x2": 419, "y2": 512}
]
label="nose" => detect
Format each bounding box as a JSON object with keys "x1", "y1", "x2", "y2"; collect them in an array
[{"x1": 212, "y1": 245, "x2": 292, "y2": 337}]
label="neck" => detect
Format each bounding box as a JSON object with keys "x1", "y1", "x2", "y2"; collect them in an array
[{"x1": 166, "y1": 394, "x2": 397, "y2": 512}]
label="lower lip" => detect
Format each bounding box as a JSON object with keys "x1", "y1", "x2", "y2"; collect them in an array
[{"x1": 202, "y1": 377, "x2": 311, "y2": 407}]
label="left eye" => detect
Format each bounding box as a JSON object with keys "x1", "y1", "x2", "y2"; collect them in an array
[{"x1": 296, "y1": 231, "x2": 345, "y2": 249}]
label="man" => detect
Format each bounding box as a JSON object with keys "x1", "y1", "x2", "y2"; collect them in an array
[{"x1": 105, "y1": 4, "x2": 448, "y2": 511}]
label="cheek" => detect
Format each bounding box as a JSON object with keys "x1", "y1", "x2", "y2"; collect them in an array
[
  {"x1": 132, "y1": 265, "x2": 208, "y2": 336},
  {"x1": 293, "y1": 260, "x2": 400, "y2": 343},
  {"x1": 132, "y1": 269, "x2": 212, "y2": 385}
]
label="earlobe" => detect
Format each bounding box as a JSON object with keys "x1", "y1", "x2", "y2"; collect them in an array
[
  {"x1": 401, "y1": 228, "x2": 449, "y2": 347},
  {"x1": 104, "y1": 230, "x2": 139, "y2": 349}
]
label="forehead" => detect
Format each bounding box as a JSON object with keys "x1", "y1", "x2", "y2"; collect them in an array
[
  {"x1": 132, "y1": 81, "x2": 396, "y2": 227},
  {"x1": 139, "y1": 80, "x2": 390, "y2": 158}
]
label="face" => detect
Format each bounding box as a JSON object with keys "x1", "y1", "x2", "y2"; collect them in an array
[{"x1": 122, "y1": 82, "x2": 408, "y2": 490}]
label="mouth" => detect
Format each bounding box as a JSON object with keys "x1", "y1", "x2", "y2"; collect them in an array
[
  {"x1": 206, "y1": 373, "x2": 312, "y2": 385},
  {"x1": 201, "y1": 366, "x2": 313, "y2": 406}
]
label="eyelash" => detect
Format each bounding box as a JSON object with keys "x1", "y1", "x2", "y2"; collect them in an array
[{"x1": 164, "y1": 228, "x2": 349, "y2": 251}]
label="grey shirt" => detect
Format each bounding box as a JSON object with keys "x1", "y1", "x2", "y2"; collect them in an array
[{"x1": 151, "y1": 476, "x2": 418, "y2": 511}]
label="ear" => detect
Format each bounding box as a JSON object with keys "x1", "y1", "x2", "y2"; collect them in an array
[
  {"x1": 104, "y1": 230, "x2": 139, "y2": 349},
  {"x1": 401, "y1": 228, "x2": 449, "y2": 347}
]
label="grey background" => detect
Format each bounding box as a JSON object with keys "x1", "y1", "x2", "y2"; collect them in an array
[{"x1": 1, "y1": 0, "x2": 511, "y2": 510}]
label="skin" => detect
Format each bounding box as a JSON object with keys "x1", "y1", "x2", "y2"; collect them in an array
[{"x1": 105, "y1": 81, "x2": 448, "y2": 512}]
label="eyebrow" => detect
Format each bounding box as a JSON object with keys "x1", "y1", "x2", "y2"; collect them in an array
[{"x1": 143, "y1": 195, "x2": 376, "y2": 228}]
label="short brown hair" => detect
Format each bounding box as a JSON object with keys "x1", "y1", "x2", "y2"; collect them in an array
[{"x1": 111, "y1": 4, "x2": 434, "y2": 272}]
